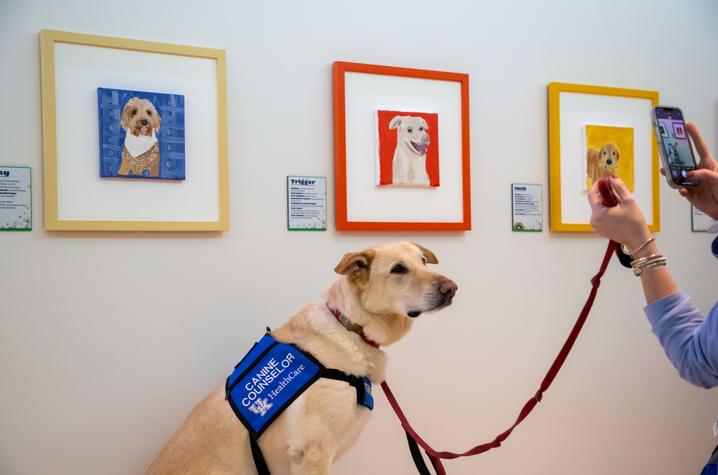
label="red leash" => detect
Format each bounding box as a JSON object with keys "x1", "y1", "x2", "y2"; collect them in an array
[{"x1": 381, "y1": 179, "x2": 620, "y2": 474}]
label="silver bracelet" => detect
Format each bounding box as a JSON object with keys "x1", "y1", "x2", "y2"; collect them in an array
[
  {"x1": 632, "y1": 256, "x2": 667, "y2": 276},
  {"x1": 632, "y1": 254, "x2": 665, "y2": 267}
]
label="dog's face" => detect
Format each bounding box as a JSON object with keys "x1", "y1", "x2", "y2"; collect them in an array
[
  {"x1": 390, "y1": 116, "x2": 430, "y2": 156},
  {"x1": 120, "y1": 97, "x2": 161, "y2": 137},
  {"x1": 335, "y1": 241, "x2": 457, "y2": 319},
  {"x1": 597, "y1": 143, "x2": 620, "y2": 173}
]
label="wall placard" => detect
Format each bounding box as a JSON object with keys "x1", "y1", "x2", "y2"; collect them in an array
[
  {"x1": 511, "y1": 183, "x2": 542, "y2": 232},
  {"x1": 0, "y1": 166, "x2": 32, "y2": 231},
  {"x1": 287, "y1": 176, "x2": 327, "y2": 231},
  {"x1": 691, "y1": 205, "x2": 718, "y2": 233}
]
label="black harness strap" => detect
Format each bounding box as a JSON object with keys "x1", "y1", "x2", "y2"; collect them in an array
[
  {"x1": 320, "y1": 368, "x2": 367, "y2": 405},
  {"x1": 247, "y1": 367, "x2": 369, "y2": 475},
  {"x1": 249, "y1": 435, "x2": 270, "y2": 475},
  {"x1": 406, "y1": 430, "x2": 432, "y2": 475}
]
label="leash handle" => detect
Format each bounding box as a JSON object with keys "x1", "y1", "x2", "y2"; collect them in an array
[
  {"x1": 382, "y1": 235, "x2": 619, "y2": 472},
  {"x1": 596, "y1": 177, "x2": 634, "y2": 268},
  {"x1": 597, "y1": 177, "x2": 619, "y2": 208}
]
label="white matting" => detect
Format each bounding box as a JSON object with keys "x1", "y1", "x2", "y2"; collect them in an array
[
  {"x1": 344, "y1": 72, "x2": 464, "y2": 223},
  {"x1": 54, "y1": 43, "x2": 219, "y2": 222},
  {"x1": 559, "y1": 91, "x2": 654, "y2": 226}
]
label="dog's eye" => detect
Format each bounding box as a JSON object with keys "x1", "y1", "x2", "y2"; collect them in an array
[
  {"x1": 419, "y1": 127, "x2": 424, "y2": 131},
  {"x1": 147, "y1": 110, "x2": 152, "y2": 116},
  {"x1": 422, "y1": 257, "x2": 427, "y2": 265},
  {"x1": 390, "y1": 264, "x2": 408, "y2": 274},
  {"x1": 131, "y1": 109, "x2": 137, "y2": 116},
  {"x1": 407, "y1": 128, "x2": 413, "y2": 133}
]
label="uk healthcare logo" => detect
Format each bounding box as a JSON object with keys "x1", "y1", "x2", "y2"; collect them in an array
[{"x1": 248, "y1": 398, "x2": 273, "y2": 417}]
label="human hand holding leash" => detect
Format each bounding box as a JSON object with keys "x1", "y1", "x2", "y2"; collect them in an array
[
  {"x1": 588, "y1": 177, "x2": 677, "y2": 303},
  {"x1": 588, "y1": 177, "x2": 652, "y2": 252}
]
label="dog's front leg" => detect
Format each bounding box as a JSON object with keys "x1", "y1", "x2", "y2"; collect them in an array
[
  {"x1": 118, "y1": 152, "x2": 132, "y2": 176},
  {"x1": 287, "y1": 442, "x2": 333, "y2": 475}
]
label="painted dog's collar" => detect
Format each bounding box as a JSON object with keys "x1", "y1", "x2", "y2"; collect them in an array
[{"x1": 326, "y1": 304, "x2": 380, "y2": 349}]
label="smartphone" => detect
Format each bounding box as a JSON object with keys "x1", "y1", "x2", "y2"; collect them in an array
[{"x1": 650, "y1": 106, "x2": 698, "y2": 188}]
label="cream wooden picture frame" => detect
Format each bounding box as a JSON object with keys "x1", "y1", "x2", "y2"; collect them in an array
[{"x1": 40, "y1": 29, "x2": 229, "y2": 231}]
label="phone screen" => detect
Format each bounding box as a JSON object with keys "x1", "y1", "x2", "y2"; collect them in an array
[{"x1": 654, "y1": 107, "x2": 697, "y2": 186}]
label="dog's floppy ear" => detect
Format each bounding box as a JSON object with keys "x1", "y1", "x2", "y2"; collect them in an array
[
  {"x1": 120, "y1": 102, "x2": 133, "y2": 130},
  {"x1": 389, "y1": 116, "x2": 402, "y2": 130},
  {"x1": 334, "y1": 249, "x2": 376, "y2": 277},
  {"x1": 412, "y1": 242, "x2": 438, "y2": 264},
  {"x1": 151, "y1": 104, "x2": 161, "y2": 131}
]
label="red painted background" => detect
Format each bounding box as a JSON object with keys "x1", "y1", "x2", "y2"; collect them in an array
[{"x1": 377, "y1": 110, "x2": 440, "y2": 186}]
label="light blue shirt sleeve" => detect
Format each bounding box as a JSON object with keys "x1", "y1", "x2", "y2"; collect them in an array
[{"x1": 644, "y1": 291, "x2": 718, "y2": 389}]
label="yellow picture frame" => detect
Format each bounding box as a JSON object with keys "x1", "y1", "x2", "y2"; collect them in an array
[
  {"x1": 548, "y1": 82, "x2": 660, "y2": 233},
  {"x1": 40, "y1": 29, "x2": 229, "y2": 231}
]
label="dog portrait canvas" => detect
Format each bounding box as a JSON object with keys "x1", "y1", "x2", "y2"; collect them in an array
[
  {"x1": 376, "y1": 110, "x2": 439, "y2": 187},
  {"x1": 98, "y1": 87, "x2": 185, "y2": 180},
  {"x1": 583, "y1": 124, "x2": 634, "y2": 191}
]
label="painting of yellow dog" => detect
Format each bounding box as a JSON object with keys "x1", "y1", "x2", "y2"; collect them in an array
[{"x1": 583, "y1": 124, "x2": 634, "y2": 191}]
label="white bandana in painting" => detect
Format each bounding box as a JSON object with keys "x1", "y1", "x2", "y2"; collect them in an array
[{"x1": 124, "y1": 130, "x2": 158, "y2": 158}]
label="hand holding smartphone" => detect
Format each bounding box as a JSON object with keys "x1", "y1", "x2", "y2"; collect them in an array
[{"x1": 651, "y1": 106, "x2": 698, "y2": 188}]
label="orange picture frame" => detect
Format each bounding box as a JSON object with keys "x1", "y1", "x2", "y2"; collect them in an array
[{"x1": 332, "y1": 61, "x2": 471, "y2": 231}]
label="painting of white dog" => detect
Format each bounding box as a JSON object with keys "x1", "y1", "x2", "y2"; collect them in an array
[{"x1": 376, "y1": 110, "x2": 439, "y2": 187}]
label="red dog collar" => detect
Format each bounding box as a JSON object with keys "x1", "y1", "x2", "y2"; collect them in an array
[{"x1": 326, "y1": 304, "x2": 380, "y2": 349}]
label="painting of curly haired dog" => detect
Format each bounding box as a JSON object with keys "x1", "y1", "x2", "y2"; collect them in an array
[
  {"x1": 583, "y1": 124, "x2": 634, "y2": 191},
  {"x1": 376, "y1": 110, "x2": 440, "y2": 187},
  {"x1": 98, "y1": 87, "x2": 185, "y2": 180}
]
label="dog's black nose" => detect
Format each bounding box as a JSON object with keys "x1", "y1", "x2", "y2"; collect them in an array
[
  {"x1": 141, "y1": 119, "x2": 149, "y2": 126},
  {"x1": 606, "y1": 159, "x2": 613, "y2": 165}
]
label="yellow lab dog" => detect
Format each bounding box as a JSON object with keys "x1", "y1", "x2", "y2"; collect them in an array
[{"x1": 148, "y1": 242, "x2": 457, "y2": 475}]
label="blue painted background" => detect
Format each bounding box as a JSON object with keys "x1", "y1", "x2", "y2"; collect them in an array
[{"x1": 97, "y1": 87, "x2": 185, "y2": 180}]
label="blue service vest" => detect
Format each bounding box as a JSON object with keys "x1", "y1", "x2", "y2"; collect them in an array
[{"x1": 226, "y1": 334, "x2": 374, "y2": 438}]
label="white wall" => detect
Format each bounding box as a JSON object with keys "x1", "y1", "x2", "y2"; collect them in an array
[{"x1": 2, "y1": 0, "x2": 718, "y2": 473}]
